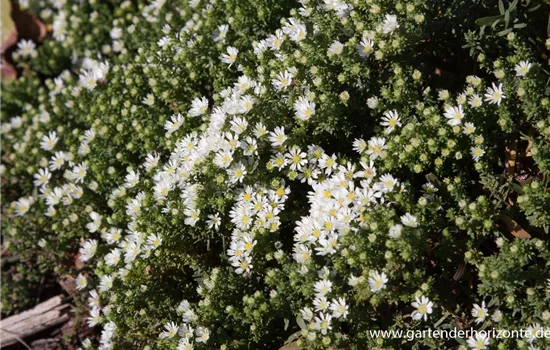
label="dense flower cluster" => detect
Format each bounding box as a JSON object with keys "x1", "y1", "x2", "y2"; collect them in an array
[{"x1": 2, "y1": 0, "x2": 550, "y2": 349}]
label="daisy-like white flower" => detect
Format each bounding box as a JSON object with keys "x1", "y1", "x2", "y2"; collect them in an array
[
  {"x1": 207, "y1": 213, "x2": 221, "y2": 230},
  {"x1": 146, "y1": 233, "x2": 163, "y2": 250},
  {"x1": 401, "y1": 213, "x2": 418, "y2": 227},
  {"x1": 195, "y1": 326, "x2": 210, "y2": 343},
  {"x1": 514, "y1": 61, "x2": 532, "y2": 77},
  {"x1": 444, "y1": 105, "x2": 465, "y2": 126},
  {"x1": 142, "y1": 93, "x2": 154, "y2": 106},
  {"x1": 471, "y1": 301, "x2": 488, "y2": 324},
  {"x1": 71, "y1": 162, "x2": 88, "y2": 183},
  {"x1": 438, "y1": 90, "x2": 450, "y2": 100},
  {"x1": 314, "y1": 279, "x2": 333, "y2": 297},
  {"x1": 471, "y1": 146, "x2": 485, "y2": 162},
  {"x1": 40, "y1": 131, "x2": 59, "y2": 151},
  {"x1": 484, "y1": 82, "x2": 505, "y2": 105},
  {"x1": 467, "y1": 332, "x2": 490, "y2": 350},
  {"x1": 159, "y1": 321, "x2": 179, "y2": 339},
  {"x1": 294, "y1": 96, "x2": 316, "y2": 121},
  {"x1": 164, "y1": 113, "x2": 184, "y2": 134},
  {"x1": 314, "y1": 312, "x2": 332, "y2": 335},
  {"x1": 463, "y1": 122, "x2": 476, "y2": 135},
  {"x1": 468, "y1": 94, "x2": 483, "y2": 108},
  {"x1": 357, "y1": 38, "x2": 374, "y2": 57},
  {"x1": 87, "y1": 307, "x2": 100, "y2": 327},
  {"x1": 388, "y1": 224, "x2": 403, "y2": 239},
  {"x1": 16, "y1": 39, "x2": 36, "y2": 57},
  {"x1": 189, "y1": 96, "x2": 209, "y2": 117},
  {"x1": 368, "y1": 271, "x2": 388, "y2": 292},
  {"x1": 75, "y1": 273, "x2": 87, "y2": 290},
  {"x1": 104, "y1": 248, "x2": 121, "y2": 266},
  {"x1": 33, "y1": 168, "x2": 51, "y2": 187},
  {"x1": 124, "y1": 170, "x2": 140, "y2": 188},
  {"x1": 221, "y1": 46, "x2": 238, "y2": 65},
  {"x1": 268, "y1": 126, "x2": 287, "y2": 147},
  {"x1": 328, "y1": 41, "x2": 344, "y2": 56},
  {"x1": 14, "y1": 197, "x2": 32, "y2": 216},
  {"x1": 99, "y1": 275, "x2": 114, "y2": 292},
  {"x1": 272, "y1": 70, "x2": 294, "y2": 90},
  {"x1": 382, "y1": 14, "x2": 399, "y2": 34},
  {"x1": 380, "y1": 110, "x2": 401, "y2": 133},
  {"x1": 79, "y1": 239, "x2": 98, "y2": 262},
  {"x1": 411, "y1": 296, "x2": 434, "y2": 321},
  {"x1": 525, "y1": 323, "x2": 541, "y2": 343},
  {"x1": 329, "y1": 297, "x2": 349, "y2": 319},
  {"x1": 86, "y1": 212, "x2": 102, "y2": 233},
  {"x1": 366, "y1": 137, "x2": 387, "y2": 160}
]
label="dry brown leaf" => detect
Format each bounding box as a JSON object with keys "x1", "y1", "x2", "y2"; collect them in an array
[{"x1": 501, "y1": 216, "x2": 531, "y2": 239}]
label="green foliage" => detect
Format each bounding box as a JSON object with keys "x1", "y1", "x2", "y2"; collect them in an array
[{"x1": 2, "y1": 0, "x2": 550, "y2": 349}]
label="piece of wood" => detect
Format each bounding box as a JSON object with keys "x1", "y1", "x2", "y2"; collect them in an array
[{"x1": 0, "y1": 295, "x2": 71, "y2": 347}]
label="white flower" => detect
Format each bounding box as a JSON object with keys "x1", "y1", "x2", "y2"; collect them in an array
[
  {"x1": 195, "y1": 326, "x2": 210, "y2": 343},
  {"x1": 272, "y1": 70, "x2": 294, "y2": 90},
  {"x1": 411, "y1": 296, "x2": 433, "y2": 321},
  {"x1": 16, "y1": 39, "x2": 36, "y2": 57},
  {"x1": 401, "y1": 213, "x2": 418, "y2": 227},
  {"x1": 314, "y1": 279, "x2": 333, "y2": 297},
  {"x1": 159, "y1": 321, "x2": 179, "y2": 339},
  {"x1": 471, "y1": 301, "x2": 488, "y2": 324},
  {"x1": 184, "y1": 208, "x2": 201, "y2": 226},
  {"x1": 221, "y1": 46, "x2": 238, "y2": 65},
  {"x1": 314, "y1": 312, "x2": 332, "y2": 335},
  {"x1": 484, "y1": 82, "x2": 505, "y2": 105},
  {"x1": 467, "y1": 332, "x2": 490, "y2": 350},
  {"x1": 468, "y1": 94, "x2": 483, "y2": 108},
  {"x1": 380, "y1": 110, "x2": 401, "y2": 133},
  {"x1": 69, "y1": 163, "x2": 87, "y2": 183},
  {"x1": 40, "y1": 131, "x2": 59, "y2": 151},
  {"x1": 463, "y1": 122, "x2": 476, "y2": 135},
  {"x1": 491, "y1": 309, "x2": 502, "y2": 323},
  {"x1": 164, "y1": 113, "x2": 184, "y2": 134},
  {"x1": 444, "y1": 105, "x2": 465, "y2": 126},
  {"x1": 388, "y1": 224, "x2": 403, "y2": 239},
  {"x1": 146, "y1": 233, "x2": 163, "y2": 250},
  {"x1": 366, "y1": 137, "x2": 386, "y2": 160},
  {"x1": 86, "y1": 212, "x2": 102, "y2": 233},
  {"x1": 382, "y1": 14, "x2": 399, "y2": 34},
  {"x1": 205, "y1": 213, "x2": 221, "y2": 231},
  {"x1": 142, "y1": 93, "x2": 155, "y2": 106},
  {"x1": 99, "y1": 275, "x2": 114, "y2": 292},
  {"x1": 328, "y1": 41, "x2": 344, "y2": 56},
  {"x1": 514, "y1": 61, "x2": 531, "y2": 77},
  {"x1": 189, "y1": 96, "x2": 209, "y2": 117},
  {"x1": 282, "y1": 18, "x2": 307, "y2": 42},
  {"x1": 471, "y1": 146, "x2": 485, "y2": 162},
  {"x1": 367, "y1": 96, "x2": 379, "y2": 109},
  {"x1": 79, "y1": 239, "x2": 98, "y2": 262},
  {"x1": 124, "y1": 170, "x2": 140, "y2": 188},
  {"x1": 87, "y1": 307, "x2": 100, "y2": 327},
  {"x1": 358, "y1": 38, "x2": 375, "y2": 57},
  {"x1": 104, "y1": 248, "x2": 121, "y2": 266},
  {"x1": 368, "y1": 271, "x2": 388, "y2": 292},
  {"x1": 33, "y1": 168, "x2": 51, "y2": 187},
  {"x1": 329, "y1": 297, "x2": 348, "y2": 319},
  {"x1": 14, "y1": 197, "x2": 33, "y2": 216},
  {"x1": 75, "y1": 273, "x2": 88, "y2": 290},
  {"x1": 294, "y1": 96, "x2": 316, "y2": 121},
  {"x1": 268, "y1": 126, "x2": 287, "y2": 147}
]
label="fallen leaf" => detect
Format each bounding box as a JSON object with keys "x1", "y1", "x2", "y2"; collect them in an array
[{"x1": 501, "y1": 216, "x2": 531, "y2": 239}]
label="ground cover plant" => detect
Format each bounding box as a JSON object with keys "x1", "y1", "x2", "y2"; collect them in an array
[{"x1": 1, "y1": 0, "x2": 550, "y2": 349}]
